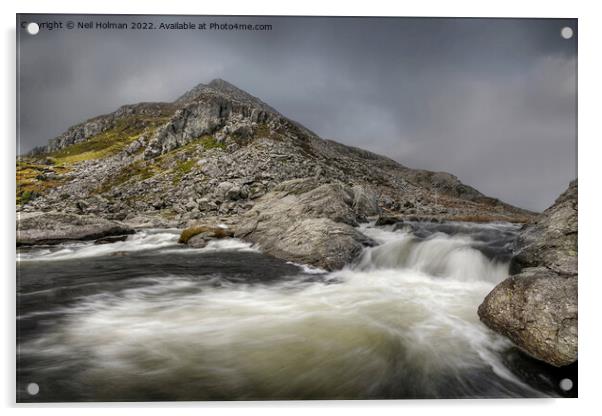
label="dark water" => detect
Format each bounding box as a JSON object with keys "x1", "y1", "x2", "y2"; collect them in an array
[{"x1": 16, "y1": 226, "x2": 577, "y2": 402}]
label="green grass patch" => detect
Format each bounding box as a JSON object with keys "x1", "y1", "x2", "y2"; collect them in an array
[
  {"x1": 49, "y1": 117, "x2": 167, "y2": 164},
  {"x1": 16, "y1": 158, "x2": 69, "y2": 205},
  {"x1": 198, "y1": 135, "x2": 225, "y2": 150},
  {"x1": 175, "y1": 159, "x2": 196, "y2": 174},
  {"x1": 172, "y1": 159, "x2": 198, "y2": 185}
]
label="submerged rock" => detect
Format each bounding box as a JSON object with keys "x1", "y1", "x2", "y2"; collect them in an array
[
  {"x1": 94, "y1": 235, "x2": 129, "y2": 245},
  {"x1": 478, "y1": 180, "x2": 577, "y2": 367},
  {"x1": 375, "y1": 215, "x2": 402, "y2": 226},
  {"x1": 17, "y1": 212, "x2": 134, "y2": 246},
  {"x1": 235, "y1": 178, "x2": 375, "y2": 270}
]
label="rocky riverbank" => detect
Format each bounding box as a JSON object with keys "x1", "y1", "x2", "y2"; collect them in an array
[
  {"x1": 17, "y1": 212, "x2": 133, "y2": 246},
  {"x1": 478, "y1": 181, "x2": 578, "y2": 367}
]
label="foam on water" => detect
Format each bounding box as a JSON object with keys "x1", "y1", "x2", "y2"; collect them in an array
[
  {"x1": 17, "y1": 229, "x2": 258, "y2": 261},
  {"x1": 18, "y1": 223, "x2": 547, "y2": 399}
]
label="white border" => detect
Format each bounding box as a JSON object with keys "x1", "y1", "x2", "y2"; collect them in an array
[{"x1": 2, "y1": 1, "x2": 600, "y2": 414}]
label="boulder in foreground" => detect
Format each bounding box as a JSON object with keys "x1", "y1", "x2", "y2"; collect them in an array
[
  {"x1": 478, "y1": 180, "x2": 577, "y2": 367},
  {"x1": 478, "y1": 267, "x2": 577, "y2": 367}
]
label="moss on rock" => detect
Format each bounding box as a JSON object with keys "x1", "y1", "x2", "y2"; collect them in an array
[{"x1": 178, "y1": 225, "x2": 233, "y2": 244}]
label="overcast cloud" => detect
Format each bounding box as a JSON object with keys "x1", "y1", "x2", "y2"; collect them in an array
[{"x1": 17, "y1": 15, "x2": 577, "y2": 211}]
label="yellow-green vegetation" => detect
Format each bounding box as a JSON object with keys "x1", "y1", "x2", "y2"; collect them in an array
[
  {"x1": 172, "y1": 159, "x2": 197, "y2": 184},
  {"x1": 175, "y1": 159, "x2": 196, "y2": 174},
  {"x1": 49, "y1": 117, "x2": 167, "y2": 164},
  {"x1": 169, "y1": 135, "x2": 224, "y2": 155},
  {"x1": 198, "y1": 135, "x2": 226, "y2": 150},
  {"x1": 95, "y1": 159, "x2": 161, "y2": 194},
  {"x1": 178, "y1": 225, "x2": 233, "y2": 244},
  {"x1": 253, "y1": 123, "x2": 285, "y2": 142},
  {"x1": 16, "y1": 159, "x2": 69, "y2": 205}
]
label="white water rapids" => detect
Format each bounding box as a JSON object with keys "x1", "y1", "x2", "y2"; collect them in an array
[{"x1": 18, "y1": 222, "x2": 559, "y2": 400}]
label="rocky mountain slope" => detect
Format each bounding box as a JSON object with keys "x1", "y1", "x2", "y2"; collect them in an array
[
  {"x1": 18, "y1": 79, "x2": 532, "y2": 228},
  {"x1": 479, "y1": 181, "x2": 578, "y2": 367}
]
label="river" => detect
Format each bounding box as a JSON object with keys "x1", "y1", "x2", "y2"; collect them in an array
[{"x1": 16, "y1": 222, "x2": 576, "y2": 401}]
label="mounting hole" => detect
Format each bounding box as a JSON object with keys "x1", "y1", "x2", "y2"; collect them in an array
[
  {"x1": 26, "y1": 382, "x2": 39, "y2": 395},
  {"x1": 559, "y1": 378, "x2": 573, "y2": 391},
  {"x1": 561, "y1": 26, "x2": 574, "y2": 40},
  {"x1": 26, "y1": 22, "x2": 40, "y2": 35}
]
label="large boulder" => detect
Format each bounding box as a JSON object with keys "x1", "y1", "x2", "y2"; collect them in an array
[
  {"x1": 478, "y1": 180, "x2": 577, "y2": 367},
  {"x1": 478, "y1": 268, "x2": 577, "y2": 367},
  {"x1": 251, "y1": 217, "x2": 372, "y2": 271},
  {"x1": 234, "y1": 178, "x2": 375, "y2": 270},
  {"x1": 17, "y1": 212, "x2": 134, "y2": 246}
]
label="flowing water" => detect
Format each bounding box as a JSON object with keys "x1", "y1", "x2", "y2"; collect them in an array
[{"x1": 16, "y1": 223, "x2": 576, "y2": 401}]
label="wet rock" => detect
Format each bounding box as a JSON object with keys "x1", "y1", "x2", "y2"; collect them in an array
[
  {"x1": 478, "y1": 268, "x2": 577, "y2": 367},
  {"x1": 179, "y1": 225, "x2": 234, "y2": 248},
  {"x1": 235, "y1": 178, "x2": 375, "y2": 270},
  {"x1": 94, "y1": 235, "x2": 129, "y2": 244},
  {"x1": 478, "y1": 180, "x2": 578, "y2": 367},
  {"x1": 17, "y1": 212, "x2": 134, "y2": 246},
  {"x1": 375, "y1": 215, "x2": 401, "y2": 226},
  {"x1": 262, "y1": 218, "x2": 372, "y2": 271}
]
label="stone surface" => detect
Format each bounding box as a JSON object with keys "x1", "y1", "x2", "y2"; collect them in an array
[
  {"x1": 256, "y1": 217, "x2": 373, "y2": 271},
  {"x1": 478, "y1": 268, "x2": 577, "y2": 367},
  {"x1": 234, "y1": 178, "x2": 375, "y2": 270},
  {"x1": 478, "y1": 180, "x2": 578, "y2": 367},
  {"x1": 375, "y1": 215, "x2": 402, "y2": 226},
  {"x1": 513, "y1": 180, "x2": 578, "y2": 276},
  {"x1": 17, "y1": 212, "x2": 134, "y2": 246}
]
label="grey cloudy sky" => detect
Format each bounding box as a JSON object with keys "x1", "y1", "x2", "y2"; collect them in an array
[{"x1": 17, "y1": 15, "x2": 577, "y2": 211}]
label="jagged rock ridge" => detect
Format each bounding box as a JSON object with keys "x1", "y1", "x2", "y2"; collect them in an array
[{"x1": 18, "y1": 79, "x2": 533, "y2": 227}]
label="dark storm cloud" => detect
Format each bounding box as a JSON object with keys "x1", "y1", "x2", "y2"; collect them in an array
[{"x1": 17, "y1": 15, "x2": 577, "y2": 211}]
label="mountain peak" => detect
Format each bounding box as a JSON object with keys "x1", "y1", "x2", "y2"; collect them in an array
[
  {"x1": 207, "y1": 78, "x2": 241, "y2": 91},
  {"x1": 175, "y1": 79, "x2": 278, "y2": 114}
]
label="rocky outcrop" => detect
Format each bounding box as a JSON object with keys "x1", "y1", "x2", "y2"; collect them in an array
[
  {"x1": 512, "y1": 180, "x2": 578, "y2": 276},
  {"x1": 19, "y1": 79, "x2": 534, "y2": 228},
  {"x1": 17, "y1": 212, "x2": 134, "y2": 246},
  {"x1": 478, "y1": 180, "x2": 577, "y2": 367},
  {"x1": 234, "y1": 178, "x2": 375, "y2": 270},
  {"x1": 41, "y1": 103, "x2": 175, "y2": 154}
]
